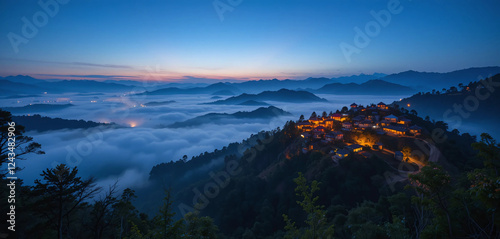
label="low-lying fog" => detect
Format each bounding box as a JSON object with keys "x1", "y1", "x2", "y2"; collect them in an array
[{"x1": 2, "y1": 93, "x2": 410, "y2": 190}]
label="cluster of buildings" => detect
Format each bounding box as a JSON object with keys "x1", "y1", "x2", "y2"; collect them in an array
[
  {"x1": 296, "y1": 102, "x2": 424, "y2": 161},
  {"x1": 297, "y1": 102, "x2": 422, "y2": 137}
]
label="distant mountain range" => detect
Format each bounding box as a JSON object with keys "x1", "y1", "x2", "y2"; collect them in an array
[
  {"x1": 225, "y1": 77, "x2": 335, "y2": 93},
  {"x1": 40, "y1": 80, "x2": 134, "y2": 93},
  {"x1": 0, "y1": 75, "x2": 134, "y2": 94},
  {"x1": 0, "y1": 79, "x2": 45, "y2": 95},
  {"x1": 216, "y1": 73, "x2": 387, "y2": 93},
  {"x1": 314, "y1": 79, "x2": 416, "y2": 95},
  {"x1": 381, "y1": 67, "x2": 500, "y2": 90},
  {"x1": 1, "y1": 67, "x2": 499, "y2": 96},
  {"x1": 1, "y1": 75, "x2": 48, "y2": 85},
  {"x1": 11, "y1": 114, "x2": 115, "y2": 132},
  {"x1": 167, "y1": 106, "x2": 291, "y2": 128},
  {"x1": 1, "y1": 104, "x2": 74, "y2": 114},
  {"x1": 330, "y1": 73, "x2": 388, "y2": 84},
  {"x1": 136, "y1": 82, "x2": 241, "y2": 95},
  {"x1": 206, "y1": 89, "x2": 327, "y2": 105}
]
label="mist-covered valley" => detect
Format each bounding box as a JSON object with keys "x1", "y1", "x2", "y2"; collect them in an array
[{"x1": 0, "y1": 89, "x2": 407, "y2": 190}]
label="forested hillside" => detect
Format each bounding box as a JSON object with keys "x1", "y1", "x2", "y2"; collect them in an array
[
  {"x1": 393, "y1": 74, "x2": 500, "y2": 139},
  {"x1": 11, "y1": 114, "x2": 114, "y2": 132},
  {"x1": 138, "y1": 104, "x2": 496, "y2": 238}
]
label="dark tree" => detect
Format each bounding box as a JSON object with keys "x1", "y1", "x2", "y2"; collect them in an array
[
  {"x1": 90, "y1": 182, "x2": 118, "y2": 239},
  {"x1": 32, "y1": 164, "x2": 101, "y2": 239},
  {"x1": 310, "y1": 112, "x2": 317, "y2": 119},
  {"x1": 153, "y1": 189, "x2": 184, "y2": 238},
  {"x1": 283, "y1": 172, "x2": 334, "y2": 238},
  {"x1": 0, "y1": 109, "x2": 44, "y2": 176},
  {"x1": 466, "y1": 133, "x2": 500, "y2": 237},
  {"x1": 114, "y1": 188, "x2": 137, "y2": 238},
  {"x1": 184, "y1": 211, "x2": 219, "y2": 238},
  {"x1": 458, "y1": 83, "x2": 464, "y2": 92},
  {"x1": 407, "y1": 163, "x2": 453, "y2": 237}
]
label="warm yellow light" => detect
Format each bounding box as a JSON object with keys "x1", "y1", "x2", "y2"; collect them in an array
[
  {"x1": 407, "y1": 103, "x2": 411, "y2": 107},
  {"x1": 130, "y1": 122, "x2": 137, "y2": 127}
]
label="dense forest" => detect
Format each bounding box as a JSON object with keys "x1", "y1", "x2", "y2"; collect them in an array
[
  {"x1": 12, "y1": 114, "x2": 115, "y2": 132},
  {"x1": 2, "y1": 103, "x2": 74, "y2": 114},
  {"x1": 1, "y1": 90, "x2": 499, "y2": 238},
  {"x1": 144, "y1": 109, "x2": 495, "y2": 238},
  {"x1": 394, "y1": 73, "x2": 500, "y2": 136}
]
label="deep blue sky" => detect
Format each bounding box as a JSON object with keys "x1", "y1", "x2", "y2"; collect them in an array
[{"x1": 0, "y1": 0, "x2": 499, "y2": 82}]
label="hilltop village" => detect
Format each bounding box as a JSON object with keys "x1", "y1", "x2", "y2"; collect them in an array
[{"x1": 295, "y1": 102, "x2": 426, "y2": 168}]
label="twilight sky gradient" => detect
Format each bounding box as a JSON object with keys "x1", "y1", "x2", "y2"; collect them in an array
[{"x1": 0, "y1": 0, "x2": 499, "y2": 82}]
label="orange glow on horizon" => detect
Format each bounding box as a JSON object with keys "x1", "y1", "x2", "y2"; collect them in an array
[{"x1": 32, "y1": 71, "x2": 330, "y2": 83}]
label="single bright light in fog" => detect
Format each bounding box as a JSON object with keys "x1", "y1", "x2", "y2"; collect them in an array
[
  {"x1": 130, "y1": 122, "x2": 137, "y2": 127},
  {"x1": 407, "y1": 103, "x2": 411, "y2": 107}
]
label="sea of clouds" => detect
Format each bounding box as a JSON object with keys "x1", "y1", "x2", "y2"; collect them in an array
[{"x1": 1, "y1": 93, "x2": 407, "y2": 190}]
